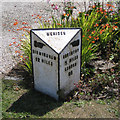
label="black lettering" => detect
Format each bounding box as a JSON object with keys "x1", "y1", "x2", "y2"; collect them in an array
[
  {"x1": 46, "y1": 54, "x2": 48, "y2": 58},
  {"x1": 72, "y1": 63, "x2": 74, "y2": 67},
  {"x1": 34, "y1": 41, "x2": 45, "y2": 49},
  {"x1": 63, "y1": 55, "x2": 65, "y2": 59},
  {"x1": 71, "y1": 39, "x2": 79, "y2": 47},
  {"x1": 65, "y1": 54, "x2": 67, "y2": 58},
  {"x1": 75, "y1": 48, "x2": 79, "y2": 53},
  {"x1": 77, "y1": 55, "x2": 78, "y2": 59},
  {"x1": 49, "y1": 55, "x2": 51, "y2": 59},
  {"x1": 43, "y1": 53, "x2": 45, "y2": 57},
  {"x1": 47, "y1": 61, "x2": 50, "y2": 65},
  {"x1": 75, "y1": 63, "x2": 77, "y2": 66},
  {"x1": 46, "y1": 31, "x2": 66, "y2": 36},
  {"x1": 39, "y1": 52, "x2": 41, "y2": 55},
  {"x1": 38, "y1": 58, "x2": 40, "y2": 62},
  {"x1": 68, "y1": 72, "x2": 70, "y2": 76},
  {"x1": 67, "y1": 53, "x2": 68, "y2": 57},
  {"x1": 75, "y1": 56, "x2": 77, "y2": 60},
  {"x1": 67, "y1": 67, "x2": 69, "y2": 71},
  {"x1": 64, "y1": 61, "x2": 67, "y2": 66},
  {"x1": 69, "y1": 65, "x2": 71, "y2": 69},
  {"x1": 68, "y1": 71, "x2": 73, "y2": 76},
  {"x1": 46, "y1": 33, "x2": 49, "y2": 36},
  {"x1": 71, "y1": 51, "x2": 73, "y2": 55},
  {"x1": 75, "y1": 49, "x2": 78, "y2": 53},
  {"x1": 50, "y1": 32, "x2": 52, "y2": 36},
  {"x1": 41, "y1": 58, "x2": 53, "y2": 66},
  {"x1": 51, "y1": 62, "x2": 53, "y2": 66},
  {"x1": 34, "y1": 41, "x2": 37, "y2": 47},
  {"x1": 53, "y1": 32, "x2": 55, "y2": 35},
  {"x1": 51, "y1": 55, "x2": 53, "y2": 59},
  {"x1": 54, "y1": 56, "x2": 56, "y2": 60},
  {"x1": 70, "y1": 64, "x2": 72, "y2": 68}
]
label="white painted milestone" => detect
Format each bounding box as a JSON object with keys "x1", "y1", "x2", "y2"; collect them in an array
[
  {"x1": 33, "y1": 29, "x2": 80, "y2": 53},
  {"x1": 31, "y1": 28, "x2": 82, "y2": 100}
]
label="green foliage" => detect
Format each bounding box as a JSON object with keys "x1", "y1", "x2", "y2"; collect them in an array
[
  {"x1": 96, "y1": 99, "x2": 106, "y2": 105},
  {"x1": 9, "y1": 2, "x2": 119, "y2": 77},
  {"x1": 2, "y1": 79, "x2": 119, "y2": 118},
  {"x1": 20, "y1": 34, "x2": 32, "y2": 74},
  {"x1": 107, "y1": 107, "x2": 120, "y2": 117},
  {"x1": 2, "y1": 79, "x2": 63, "y2": 118},
  {"x1": 47, "y1": 2, "x2": 119, "y2": 77},
  {"x1": 74, "y1": 63, "x2": 119, "y2": 101},
  {"x1": 73, "y1": 100, "x2": 86, "y2": 107},
  {"x1": 89, "y1": 67, "x2": 119, "y2": 93}
]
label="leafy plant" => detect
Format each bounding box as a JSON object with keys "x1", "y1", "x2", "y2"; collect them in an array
[
  {"x1": 48, "y1": 2, "x2": 119, "y2": 77},
  {"x1": 96, "y1": 99, "x2": 106, "y2": 105},
  {"x1": 19, "y1": 34, "x2": 32, "y2": 74},
  {"x1": 73, "y1": 100, "x2": 86, "y2": 107},
  {"x1": 8, "y1": 1, "x2": 119, "y2": 78}
]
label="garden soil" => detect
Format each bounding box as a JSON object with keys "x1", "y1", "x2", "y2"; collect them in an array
[
  {"x1": 3, "y1": 61, "x2": 119, "y2": 118},
  {"x1": 1, "y1": 2, "x2": 119, "y2": 118}
]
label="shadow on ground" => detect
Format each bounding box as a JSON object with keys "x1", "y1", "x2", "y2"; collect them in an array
[
  {"x1": 6, "y1": 89, "x2": 63, "y2": 116},
  {"x1": 4, "y1": 63, "x2": 63, "y2": 116}
]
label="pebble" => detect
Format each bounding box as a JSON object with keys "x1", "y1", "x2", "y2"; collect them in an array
[{"x1": 4, "y1": 76, "x2": 24, "y2": 81}]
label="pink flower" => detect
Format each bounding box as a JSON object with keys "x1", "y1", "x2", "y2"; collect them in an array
[
  {"x1": 51, "y1": 4, "x2": 54, "y2": 7},
  {"x1": 47, "y1": 0, "x2": 50, "y2": 3},
  {"x1": 64, "y1": 0, "x2": 69, "y2": 2},
  {"x1": 53, "y1": 5, "x2": 58, "y2": 10},
  {"x1": 12, "y1": 37, "x2": 16, "y2": 39}
]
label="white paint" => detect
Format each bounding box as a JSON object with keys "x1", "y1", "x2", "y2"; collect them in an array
[
  {"x1": 33, "y1": 29, "x2": 79, "y2": 53},
  {"x1": 60, "y1": 31, "x2": 81, "y2": 96},
  {"x1": 32, "y1": 33, "x2": 59, "y2": 99},
  {"x1": 31, "y1": 28, "x2": 81, "y2": 100}
]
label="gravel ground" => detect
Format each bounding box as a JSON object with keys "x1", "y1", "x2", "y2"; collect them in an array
[
  {"x1": 1, "y1": 1, "x2": 85, "y2": 75},
  {"x1": 1, "y1": 2, "x2": 54, "y2": 74},
  {"x1": 1, "y1": 1, "x2": 118, "y2": 75}
]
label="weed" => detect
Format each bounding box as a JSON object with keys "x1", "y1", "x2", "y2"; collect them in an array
[
  {"x1": 8, "y1": 2, "x2": 120, "y2": 78},
  {"x1": 96, "y1": 99, "x2": 106, "y2": 105},
  {"x1": 73, "y1": 100, "x2": 86, "y2": 107},
  {"x1": 107, "y1": 108, "x2": 120, "y2": 117}
]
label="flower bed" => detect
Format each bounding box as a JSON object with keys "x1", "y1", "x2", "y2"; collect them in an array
[{"x1": 8, "y1": 1, "x2": 120, "y2": 100}]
